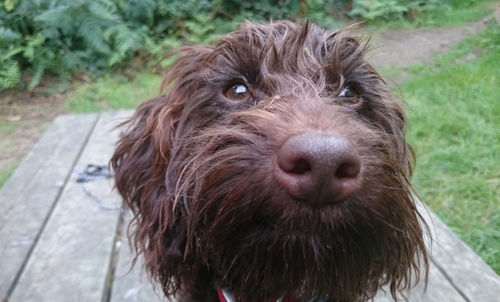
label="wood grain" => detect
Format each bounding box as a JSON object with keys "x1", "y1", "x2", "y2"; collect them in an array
[{"x1": 0, "y1": 114, "x2": 98, "y2": 301}]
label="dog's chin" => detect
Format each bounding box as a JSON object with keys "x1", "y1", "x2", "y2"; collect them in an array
[
  {"x1": 209, "y1": 216, "x2": 376, "y2": 301},
  {"x1": 255, "y1": 191, "x2": 365, "y2": 236},
  {"x1": 198, "y1": 182, "x2": 418, "y2": 301},
  {"x1": 211, "y1": 225, "x2": 330, "y2": 298},
  {"x1": 203, "y1": 198, "x2": 366, "y2": 297}
]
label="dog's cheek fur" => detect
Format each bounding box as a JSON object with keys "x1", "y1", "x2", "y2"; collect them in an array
[
  {"x1": 110, "y1": 96, "x2": 183, "y2": 295},
  {"x1": 111, "y1": 45, "x2": 221, "y2": 297}
]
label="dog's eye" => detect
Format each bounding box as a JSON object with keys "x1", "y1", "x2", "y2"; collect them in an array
[
  {"x1": 224, "y1": 84, "x2": 251, "y2": 102},
  {"x1": 336, "y1": 85, "x2": 363, "y2": 108},
  {"x1": 339, "y1": 87, "x2": 356, "y2": 98}
]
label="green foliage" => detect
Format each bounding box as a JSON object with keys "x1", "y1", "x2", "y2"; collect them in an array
[
  {"x1": 0, "y1": 0, "x2": 495, "y2": 90},
  {"x1": 0, "y1": 0, "x2": 217, "y2": 90},
  {"x1": 0, "y1": 60, "x2": 20, "y2": 89},
  {"x1": 1, "y1": 0, "x2": 138, "y2": 89},
  {"x1": 219, "y1": 0, "x2": 302, "y2": 19}
]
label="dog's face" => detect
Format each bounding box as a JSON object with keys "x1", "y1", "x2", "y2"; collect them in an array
[{"x1": 112, "y1": 21, "x2": 427, "y2": 302}]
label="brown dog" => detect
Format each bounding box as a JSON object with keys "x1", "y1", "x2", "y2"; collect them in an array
[{"x1": 111, "y1": 21, "x2": 427, "y2": 302}]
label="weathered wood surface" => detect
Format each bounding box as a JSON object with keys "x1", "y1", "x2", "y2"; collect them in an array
[
  {"x1": 374, "y1": 261, "x2": 468, "y2": 302},
  {"x1": 418, "y1": 203, "x2": 500, "y2": 302},
  {"x1": 1, "y1": 111, "x2": 499, "y2": 302},
  {"x1": 110, "y1": 212, "x2": 166, "y2": 302},
  {"x1": 0, "y1": 114, "x2": 98, "y2": 301},
  {"x1": 7, "y1": 111, "x2": 128, "y2": 302}
]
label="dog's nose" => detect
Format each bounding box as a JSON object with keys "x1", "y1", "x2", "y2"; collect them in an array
[{"x1": 274, "y1": 132, "x2": 361, "y2": 205}]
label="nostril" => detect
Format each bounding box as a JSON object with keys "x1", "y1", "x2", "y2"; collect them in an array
[
  {"x1": 335, "y1": 160, "x2": 361, "y2": 179},
  {"x1": 286, "y1": 158, "x2": 311, "y2": 175},
  {"x1": 274, "y1": 132, "x2": 361, "y2": 205},
  {"x1": 276, "y1": 146, "x2": 312, "y2": 176}
]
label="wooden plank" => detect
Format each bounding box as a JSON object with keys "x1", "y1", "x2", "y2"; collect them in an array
[
  {"x1": 0, "y1": 114, "x2": 98, "y2": 301},
  {"x1": 113, "y1": 209, "x2": 467, "y2": 302},
  {"x1": 111, "y1": 205, "x2": 493, "y2": 302},
  {"x1": 418, "y1": 203, "x2": 500, "y2": 302},
  {"x1": 8, "y1": 111, "x2": 130, "y2": 302},
  {"x1": 374, "y1": 260, "x2": 467, "y2": 302},
  {"x1": 114, "y1": 217, "x2": 463, "y2": 302},
  {"x1": 110, "y1": 212, "x2": 167, "y2": 302}
]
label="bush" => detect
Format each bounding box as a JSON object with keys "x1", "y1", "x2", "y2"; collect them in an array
[
  {"x1": 0, "y1": 0, "x2": 451, "y2": 90},
  {"x1": 0, "y1": 0, "x2": 223, "y2": 90}
]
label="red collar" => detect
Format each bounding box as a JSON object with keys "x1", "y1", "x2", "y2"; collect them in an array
[{"x1": 217, "y1": 289, "x2": 297, "y2": 302}]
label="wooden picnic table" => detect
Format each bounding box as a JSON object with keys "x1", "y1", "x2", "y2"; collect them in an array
[{"x1": 1, "y1": 111, "x2": 498, "y2": 302}]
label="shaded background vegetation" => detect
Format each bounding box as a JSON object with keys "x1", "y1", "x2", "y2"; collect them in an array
[{"x1": 0, "y1": 0, "x2": 480, "y2": 90}]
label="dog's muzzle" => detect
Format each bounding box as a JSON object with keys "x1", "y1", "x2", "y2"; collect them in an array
[{"x1": 273, "y1": 132, "x2": 361, "y2": 206}]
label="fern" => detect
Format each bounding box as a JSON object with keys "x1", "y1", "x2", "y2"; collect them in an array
[
  {"x1": 0, "y1": 27, "x2": 21, "y2": 42},
  {"x1": 0, "y1": 0, "x2": 449, "y2": 90},
  {"x1": 88, "y1": 0, "x2": 119, "y2": 22},
  {"x1": 3, "y1": 0, "x2": 19, "y2": 12},
  {"x1": 28, "y1": 63, "x2": 45, "y2": 90},
  {"x1": 35, "y1": 5, "x2": 73, "y2": 27},
  {"x1": 0, "y1": 61, "x2": 21, "y2": 90},
  {"x1": 105, "y1": 24, "x2": 144, "y2": 66},
  {"x1": 77, "y1": 19, "x2": 111, "y2": 54}
]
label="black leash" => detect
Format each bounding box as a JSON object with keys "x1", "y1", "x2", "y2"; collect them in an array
[{"x1": 76, "y1": 164, "x2": 121, "y2": 211}]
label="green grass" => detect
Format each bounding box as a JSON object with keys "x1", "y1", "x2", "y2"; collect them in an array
[
  {"x1": 367, "y1": 0, "x2": 495, "y2": 29},
  {"x1": 64, "y1": 72, "x2": 162, "y2": 113},
  {"x1": 0, "y1": 121, "x2": 18, "y2": 189},
  {"x1": 0, "y1": 110, "x2": 18, "y2": 189},
  {"x1": 0, "y1": 118, "x2": 17, "y2": 135},
  {"x1": 399, "y1": 24, "x2": 500, "y2": 273},
  {"x1": 0, "y1": 162, "x2": 19, "y2": 189},
  {"x1": 412, "y1": 0, "x2": 494, "y2": 28}
]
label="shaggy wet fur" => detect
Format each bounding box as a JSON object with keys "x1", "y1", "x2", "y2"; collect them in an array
[{"x1": 111, "y1": 21, "x2": 428, "y2": 302}]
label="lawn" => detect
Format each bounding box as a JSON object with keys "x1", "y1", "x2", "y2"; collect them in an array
[
  {"x1": 366, "y1": 0, "x2": 496, "y2": 29},
  {"x1": 64, "y1": 72, "x2": 162, "y2": 113},
  {"x1": 396, "y1": 24, "x2": 500, "y2": 272},
  {"x1": 0, "y1": 119, "x2": 19, "y2": 188}
]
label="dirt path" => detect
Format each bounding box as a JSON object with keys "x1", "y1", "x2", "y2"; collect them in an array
[
  {"x1": 0, "y1": 92, "x2": 65, "y2": 176},
  {"x1": 0, "y1": 4, "x2": 499, "y2": 177},
  {"x1": 370, "y1": 2, "x2": 500, "y2": 68}
]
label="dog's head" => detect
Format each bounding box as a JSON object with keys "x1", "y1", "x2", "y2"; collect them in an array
[{"x1": 111, "y1": 21, "x2": 427, "y2": 301}]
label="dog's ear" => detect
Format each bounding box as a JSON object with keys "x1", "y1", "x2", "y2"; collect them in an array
[
  {"x1": 110, "y1": 45, "x2": 211, "y2": 294},
  {"x1": 110, "y1": 93, "x2": 185, "y2": 268}
]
